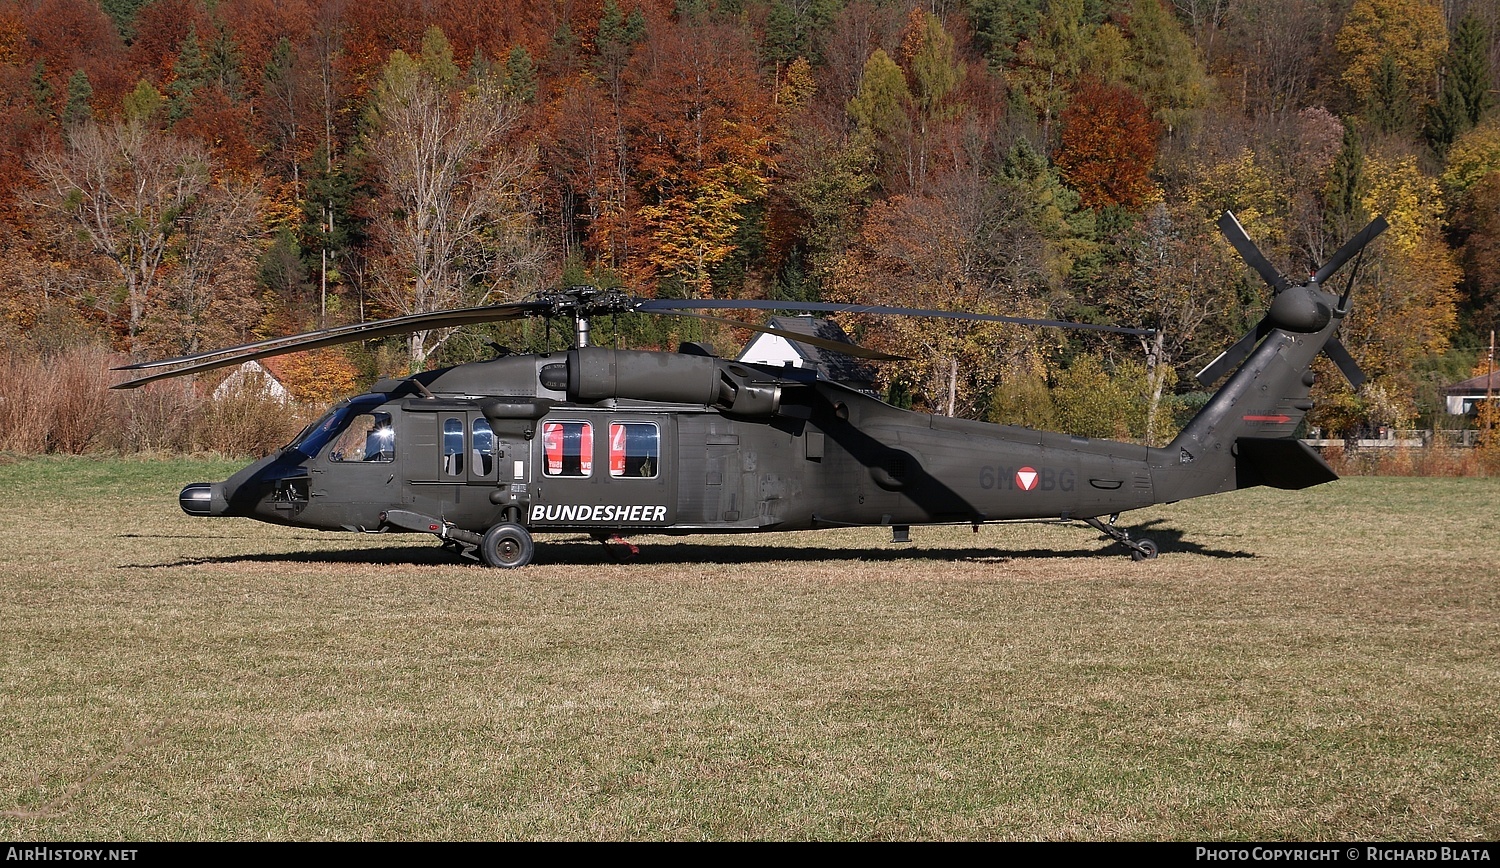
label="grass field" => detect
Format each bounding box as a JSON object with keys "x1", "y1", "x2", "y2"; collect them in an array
[{"x1": 0, "y1": 455, "x2": 1496, "y2": 841}]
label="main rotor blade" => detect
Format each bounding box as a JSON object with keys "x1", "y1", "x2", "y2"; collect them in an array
[
  {"x1": 1322, "y1": 337, "x2": 1367, "y2": 389},
  {"x1": 638, "y1": 299, "x2": 1153, "y2": 336},
  {"x1": 116, "y1": 302, "x2": 548, "y2": 372},
  {"x1": 111, "y1": 301, "x2": 550, "y2": 389},
  {"x1": 1218, "y1": 211, "x2": 1289, "y2": 294},
  {"x1": 1195, "y1": 316, "x2": 1271, "y2": 387},
  {"x1": 114, "y1": 301, "x2": 549, "y2": 372},
  {"x1": 1312, "y1": 215, "x2": 1389, "y2": 286},
  {"x1": 655, "y1": 310, "x2": 906, "y2": 360}
]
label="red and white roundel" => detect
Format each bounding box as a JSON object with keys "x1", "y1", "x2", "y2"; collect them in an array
[{"x1": 1015, "y1": 467, "x2": 1039, "y2": 491}]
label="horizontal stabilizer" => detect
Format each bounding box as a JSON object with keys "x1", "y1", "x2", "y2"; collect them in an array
[{"x1": 1235, "y1": 438, "x2": 1338, "y2": 490}]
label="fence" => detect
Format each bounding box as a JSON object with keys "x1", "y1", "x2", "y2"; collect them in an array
[{"x1": 1302, "y1": 429, "x2": 1485, "y2": 449}]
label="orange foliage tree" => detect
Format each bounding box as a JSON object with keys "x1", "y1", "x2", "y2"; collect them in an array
[
  {"x1": 623, "y1": 18, "x2": 773, "y2": 294},
  {"x1": 271, "y1": 347, "x2": 361, "y2": 404},
  {"x1": 1054, "y1": 77, "x2": 1160, "y2": 211}
]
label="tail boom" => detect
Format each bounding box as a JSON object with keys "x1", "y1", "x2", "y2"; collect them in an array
[{"x1": 1152, "y1": 323, "x2": 1339, "y2": 501}]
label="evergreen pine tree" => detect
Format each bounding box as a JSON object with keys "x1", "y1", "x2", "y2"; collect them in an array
[
  {"x1": 1323, "y1": 123, "x2": 1366, "y2": 232},
  {"x1": 1366, "y1": 53, "x2": 1415, "y2": 134},
  {"x1": 503, "y1": 46, "x2": 537, "y2": 103},
  {"x1": 99, "y1": 0, "x2": 149, "y2": 40},
  {"x1": 208, "y1": 25, "x2": 244, "y2": 100},
  {"x1": 1426, "y1": 14, "x2": 1493, "y2": 152},
  {"x1": 62, "y1": 69, "x2": 93, "y2": 129},
  {"x1": 121, "y1": 80, "x2": 166, "y2": 124},
  {"x1": 1425, "y1": 78, "x2": 1468, "y2": 153},
  {"x1": 169, "y1": 26, "x2": 207, "y2": 121},
  {"x1": 1450, "y1": 13, "x2": 1493, "y2": 127},
  {"x1": 30, "y1": 61, "x2": 53, "y2": 120},
  {"x1": 468, "y1": 47, "x2": 493, "y2": 86}
]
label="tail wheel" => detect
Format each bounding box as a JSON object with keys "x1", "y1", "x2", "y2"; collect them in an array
[
  {"x1": 481, "y1": 522, "x2": 535, "y2": 568},
  {"x1": 1130, "y1": 539, "x2": 1159, "y2": 562}
]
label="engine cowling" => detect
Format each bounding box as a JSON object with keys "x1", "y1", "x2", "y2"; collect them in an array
[{"x1": 540, "y1": 348, "x2": 783, "y2": 417}]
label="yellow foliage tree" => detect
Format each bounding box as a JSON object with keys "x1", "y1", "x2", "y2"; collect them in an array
[
  {"x1": 1327, "y1": 153, "x2": 1460, "y2": 421},
  {"x1": 1181, "y1": 149, "x2": 1289, "y2": 246},
  {"x1": 1333, "y1": 0, "x2": 1447, "y2": 104},
  {"x1": 1441, "y1": 119, "x2": 1500, "y2": 198}
]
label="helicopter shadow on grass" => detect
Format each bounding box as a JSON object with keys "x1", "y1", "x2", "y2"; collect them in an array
[{"x1": 120, "y1": 519, "x2": 1254, "y2": 569}]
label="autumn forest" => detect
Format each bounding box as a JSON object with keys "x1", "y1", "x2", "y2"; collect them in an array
[{"x1": 1, "y1": 0, "x2": 1498, "y2": 454}]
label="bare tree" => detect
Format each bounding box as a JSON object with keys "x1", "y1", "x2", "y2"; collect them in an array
[
  {"x1": 158, "y1": 177, "x2": 264, "y2": 355},
  {"x1": 366, "y1": 43, "x2": 544, "y2": 371},
  {"x1": 1225, "y1": 0, "x2": 1339, "y2": 118},
  {"x1": 1173, "y1": 0, "x2": 1233, "y2": 68},
  {"x1": 29, "y1": 119, "x2": 211, "y2": 353},
  {"x1": 1104, "y1": 202, "x2": 1243, "y2": 444}
]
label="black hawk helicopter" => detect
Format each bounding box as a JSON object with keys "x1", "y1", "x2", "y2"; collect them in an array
[{"x1": 113, "y1": 212, "x2": 1387, "y2": 568}]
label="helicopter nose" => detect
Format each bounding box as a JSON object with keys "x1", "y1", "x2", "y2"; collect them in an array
[{"x1": 179, "y1": 482, "x2": 226, "y2": 516}]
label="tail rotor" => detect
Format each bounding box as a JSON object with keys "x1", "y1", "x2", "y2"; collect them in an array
[{"x1": 1196, "y1": 212, "x2": 1387, "y2": 388}]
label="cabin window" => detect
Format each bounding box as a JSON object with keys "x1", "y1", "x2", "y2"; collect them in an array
[
  {"x1": 472, "y1": 418, "x2": 495, "y2": 477},
  {"x1": 442, "y1": 417, "x2": 465, "y2": 476},
  {"x1": 328, "y1": 412, "x2": 394, "y2": 463},
  {"x1": 542, "y1": 421, "x2": 593, "y2": 477},
  {"x1": 609, "y1": 422, "x2": 658, "y2": 478}
]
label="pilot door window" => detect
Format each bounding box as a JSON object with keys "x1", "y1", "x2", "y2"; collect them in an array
[
  {"x1": 609, "y1": 422, "x2": 658, "y2": 478},
  {"x1": 542, "y1": 421, "x2": 593, "y2": 477},
  {"x1": 328, "y1": 412, "x2": 394, "y2": 462}
]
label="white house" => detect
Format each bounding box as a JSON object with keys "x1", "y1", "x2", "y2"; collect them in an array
[
  {"x1": 212, "y1": 360, "x2": 293, "y2": 404},
  {"x1": 736, "y1": 315, "x2": 878, "y2": 393},
  {"x1": 1444, "y1": 369, "x2": 1499, "y2": 415}
]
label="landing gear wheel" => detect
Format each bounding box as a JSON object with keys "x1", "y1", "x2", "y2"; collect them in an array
[
  {"x1": 1130, "y1": 539, "x2": 1159, "y2": 562},
  {"x1": 480, "y1": 522, "x2": 534, "y2": 568}
]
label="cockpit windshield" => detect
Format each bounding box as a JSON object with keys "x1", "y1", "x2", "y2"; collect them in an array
[{"x1": 288, "y1": 394, "x2": 389, "y2": 458}]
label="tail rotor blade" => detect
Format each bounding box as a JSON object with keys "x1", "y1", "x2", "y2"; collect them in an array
[
  {"x1": 1322, "y1": 337, "x2": 1367, "y2": 389},
  {"x1": 1218, "y1": 212, "x2": 1289, "y2": 294},
  {"x1": 1312, "y1": 216, "x2": 1389, "y2": 285},
  {"x1": 1196, "y1": 317, "x2": 1270, "y2": 387}
]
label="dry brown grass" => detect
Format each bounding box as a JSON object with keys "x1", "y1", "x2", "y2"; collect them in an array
[
  {"x1": 1324, "y1": 443, "x2": 1500, "y2": 477},
  {"x1": 0, "y1": 344, "x2": 322, "y2": 457},
  {"x1": 0, "y1": 457, "x2": 1496, "y2": 841}
]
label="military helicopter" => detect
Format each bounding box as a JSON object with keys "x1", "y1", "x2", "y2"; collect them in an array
[{"x1": 112, "y1": 212, "x2": 1387, "y2": 568}]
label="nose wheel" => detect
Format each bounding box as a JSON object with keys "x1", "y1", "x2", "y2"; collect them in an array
[{"x1": 481, "y1": 522, "x2": 535, "y2": 568}]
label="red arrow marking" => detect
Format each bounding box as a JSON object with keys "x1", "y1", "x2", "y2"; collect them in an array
[{"x1": 1244, "y1": 415, "x2": 1292, "y2": 423}]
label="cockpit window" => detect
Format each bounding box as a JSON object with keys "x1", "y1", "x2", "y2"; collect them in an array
[
  {"x1": 442, "y1": 417, "x2": 464, "y2": 475},
  {"x1": 290, "y1": 394, "x2": 388, "y2": 458},
  {"x1": 329, "y1": 412, "x2": 395, "y2": 463},
  {"x1": 473, "y1": 418, "x2": 495, "y2": 476}
]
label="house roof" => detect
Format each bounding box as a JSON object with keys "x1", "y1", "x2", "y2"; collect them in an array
[
  {"x1": 741, "y1": 316, "x2": 878, "y2": 388},
  {"x1": 213, "y1": 359, "x2": 292, "y2": 402},
  {"x1": 1444, "y1": 369, "x2": 1500, "y2": 395}
]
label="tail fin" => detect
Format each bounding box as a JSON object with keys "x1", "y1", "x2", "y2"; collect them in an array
[
  {"x1": 1152, "y1": 213, "x2": 1386, "y2": 500},
  {"x1": 1156, "y1": 323, "x2": 1338, "y2": 499}
]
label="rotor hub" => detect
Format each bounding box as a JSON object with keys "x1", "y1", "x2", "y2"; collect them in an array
[{"x1": 1267, "y1": 285, "x2": 1334, "y2": 333}]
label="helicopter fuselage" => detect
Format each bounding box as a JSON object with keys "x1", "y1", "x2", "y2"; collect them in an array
[
  {"x1": 148, "y1": 210, "x2": 1388, "y2": 567},
  {"x1": 185, "y1": 349, "x2": 1160, "y2": 545}
]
